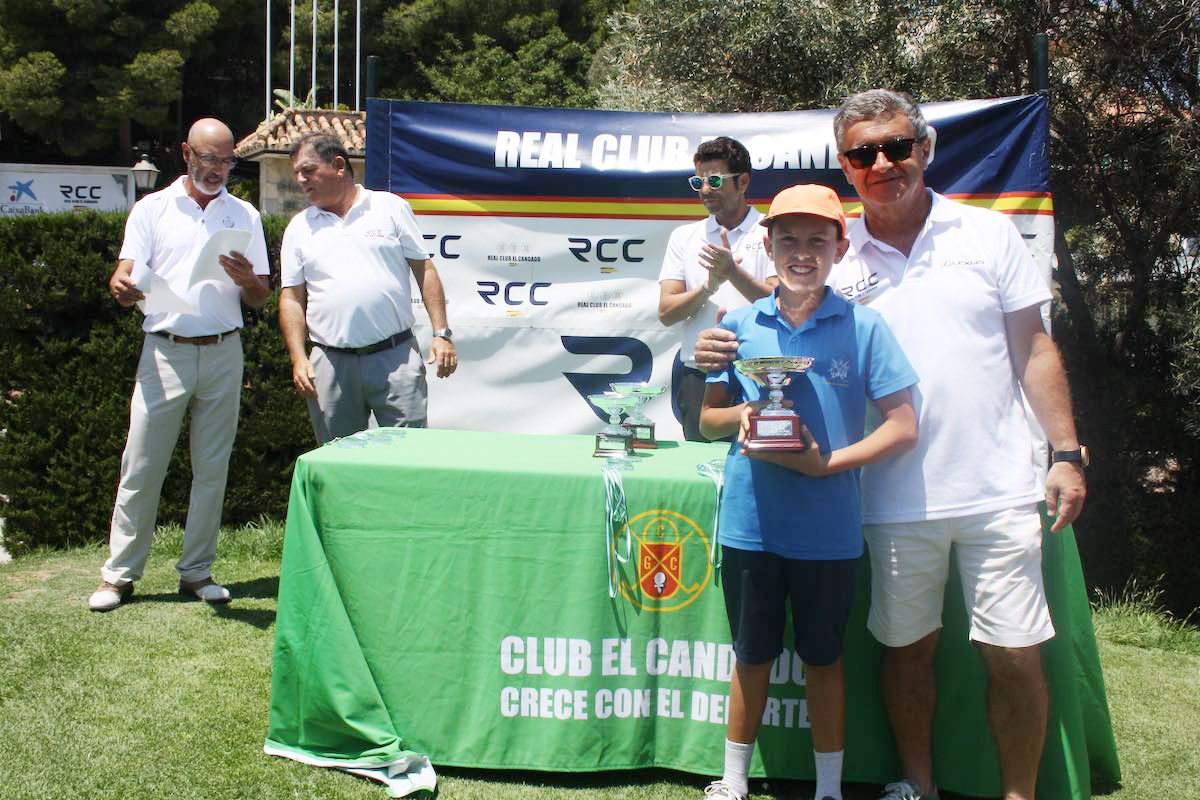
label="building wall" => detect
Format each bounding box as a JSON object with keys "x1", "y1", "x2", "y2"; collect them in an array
[{"x1": 256, "y1": 154, "x2": 366, "y2": 217}]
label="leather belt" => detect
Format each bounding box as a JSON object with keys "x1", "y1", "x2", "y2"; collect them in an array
[
  {"x1": 151, "y1": 329, "x2": 238, "y2": 345},
  {"x1": 313, "y1": 329, "x2": 413, "y2": 356}
]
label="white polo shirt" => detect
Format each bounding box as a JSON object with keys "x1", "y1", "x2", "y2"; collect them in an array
[
  {"x1": 657, "y1": 206, "x2": 775, "y2": 367},
  {"x1": 119, "y1": 177, "x2": 269, "y2": 336},
  {"x1": 832, "y1": 191, "x2": 1052, "y2": 523},
  {"x1": 280, "y1": 187, "x2": 428, "y2": 348}
]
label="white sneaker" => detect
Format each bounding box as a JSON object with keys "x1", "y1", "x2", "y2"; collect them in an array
[
  {"x1": 179, "y1": 578, "x2": 231, "y2": 604},
  {"x1": 704, "y1": 780, "x2": 747, "y2": 800},
  {"x1": 879, "y1": 780, "x2": 933, "y2": 800},
  {"x1": 88, "y1": 581, "x2": 133, "y2": 612}
]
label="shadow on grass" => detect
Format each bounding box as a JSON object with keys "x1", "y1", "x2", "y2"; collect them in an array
[
  {"x1": 213, "y1": 604, "x2": 276, "y2": 630},
  {"x1": 133, "y1": 576, "x2": 280, "y2": 629},
  {"x1": 212, "y1": 576, "x2": 280, "y2": 630},
  {"x1": 133, "y1": 590, "x2": 194, "y2": 604},
  {"x1": 435, "y1": 766, "x2": 704, "y2": 792},
  {"x1": 433, "y1": 767, "x2": 889, "y2": 799},
  {"x1": 223, "y1": 575, "x2": 279, "y2": 600}
]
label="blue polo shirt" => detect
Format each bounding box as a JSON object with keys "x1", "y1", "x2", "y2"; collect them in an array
[{"x1": 707, "y1": 288, "x2": 918, "y2": 559}]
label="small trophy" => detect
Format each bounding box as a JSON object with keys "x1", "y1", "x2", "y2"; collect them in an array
[
  {"x1": 610, "y1": 382, "x2": 666, "y2": 449},
  {"x1": 589, "y1": 392, "x2": 642, "y2": 458},
  {"x1": 734, "y1": 356, "x2": 815, "y2": 451}
]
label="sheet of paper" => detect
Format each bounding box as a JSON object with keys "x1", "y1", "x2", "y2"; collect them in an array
[
  {"x1": 133, "y1": 267, "x2": 200, "y2": 317},
  {"x1": 188, "y1": 228, "x2": 252, "y2": 289}
]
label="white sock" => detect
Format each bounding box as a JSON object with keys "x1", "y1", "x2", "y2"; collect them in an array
[
  {"x1": 813, "y1": 749, "x2": 844, "y2": 800},
  {"x1": 722, "y1": 738, "x2": 754, "y2": 797}
]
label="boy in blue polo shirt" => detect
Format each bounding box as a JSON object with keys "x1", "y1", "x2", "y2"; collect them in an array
[{"x1": 699, "y1": 184, "x2": 919, "y2": 800}]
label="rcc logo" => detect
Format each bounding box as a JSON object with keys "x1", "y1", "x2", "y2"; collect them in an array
[
  {"x1": 60, "y1": 185, "x2": 102, "y2": 201},
  {"x1": 422, "y1": 233, "x2": 462, "y2": 260},
  {"x1": 567, "y1": 237, "x2": 645, "y2": 263},
  {"x1": 477, "y1": 281, "x2": 550, "y2": 306}
]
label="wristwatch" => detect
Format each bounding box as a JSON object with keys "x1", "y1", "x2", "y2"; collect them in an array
[
  {"x1": 1051, "y1": 445, "x2": 1090, "y2": 468},
  {"x1": 432, "y1": 328, "x2": 453, "y2": 341}
]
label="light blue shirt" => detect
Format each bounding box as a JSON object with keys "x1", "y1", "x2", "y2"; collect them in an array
[{"x1": 707, "y1": 288, "x2": 918, "y2": 559}]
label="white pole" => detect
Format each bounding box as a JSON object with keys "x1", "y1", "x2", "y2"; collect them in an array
[
  {"x1": 265, "y1": 0, "x2": 271, "y2": 118},
  {"x1": 311, "y1": 0, "x2": 317, "y2": 106},
  {"x1": 355, "y1": 0, "x2": 361, "y2": 110},
  {"x1": 333, "y1": 0, "x2": 339, "y2": 108},
  {"x1": 289, "y1": 0, "x2": 295, "y2": 106}
]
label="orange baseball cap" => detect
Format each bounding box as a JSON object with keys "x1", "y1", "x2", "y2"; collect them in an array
[{"x1": 759, "y1": 184, "x2": 846, "y2": 239}]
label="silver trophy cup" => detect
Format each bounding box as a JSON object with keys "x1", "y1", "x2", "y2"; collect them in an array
[
  {"x1": 589, "y1": 392, "x2": 642, "y2": 458},
  {"x1": 610, "y1": 382, "x2": 667, "y2": 448},
  {"x1": 733, "y1": 356, "x2": 815, "y2": 451}
]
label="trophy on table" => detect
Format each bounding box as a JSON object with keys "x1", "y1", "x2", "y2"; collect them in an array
[
  {"x1": 610, "y1": 382, "x2": 666, "y2": 449},
  {"x1": 734, "y1": 356, "x2": 815, "y2": 451},
  {"x1": 588, "y1": 392, "x2": 642, "y2": 458}
]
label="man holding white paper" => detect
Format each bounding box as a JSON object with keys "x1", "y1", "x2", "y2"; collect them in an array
[{"x1": 90, "y1": 118, "x2": 270, "y2": 612}]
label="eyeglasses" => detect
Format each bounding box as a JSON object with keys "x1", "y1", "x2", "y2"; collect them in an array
[
  {"x1": 688, "y1": 173, "x2": 742, "y2": 191},
  {"x1": 193, "y1": 153, "x2": 239, "y2": 168},
  {"x1": 841, "y1": 137, "x2": 922, "y2": 169}
]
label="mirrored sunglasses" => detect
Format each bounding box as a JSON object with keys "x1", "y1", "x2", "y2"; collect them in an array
[{"x1": 688, "y1": 173, "x2": 741, "y2": 191}]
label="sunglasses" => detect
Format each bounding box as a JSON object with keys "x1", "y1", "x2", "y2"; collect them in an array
[
  {"x1": 688, "y1": 173, "x2": 742, "y2": 191},
  {"x1": 841, "y1": 137, "x2": 922, "y2": 169}
]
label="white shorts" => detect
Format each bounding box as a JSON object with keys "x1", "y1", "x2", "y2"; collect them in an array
[{"x1": 863, "y1": 504, "x2": 1055, "y2": 648}]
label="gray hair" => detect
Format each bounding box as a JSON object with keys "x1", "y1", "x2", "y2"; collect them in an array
[
  {"x1": 833, "y1": 89, "x2": 929, "y2": 149},
  {"x1": 290, "y1": 132, "x2": 354, "y2": 178}
]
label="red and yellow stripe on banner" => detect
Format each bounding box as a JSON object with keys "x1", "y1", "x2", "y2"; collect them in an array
[{"x1": 404, "y1": 191, "x2": 1054, "y2": 219}]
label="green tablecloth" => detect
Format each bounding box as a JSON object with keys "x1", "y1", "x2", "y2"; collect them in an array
[{"x1": 266, "y1": 429, "x2": 1120, "y2": 797}]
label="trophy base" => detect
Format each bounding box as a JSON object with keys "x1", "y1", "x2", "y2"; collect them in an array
[
  {"x1": 623, "y1": 422, "x2": 657, "y2": 449},
  {"x1": 744, "y1": 413, "x2": 807, "y2": 452},
  {"x1": 594, "y1": 432, "x2": 633, "y2": 458}
]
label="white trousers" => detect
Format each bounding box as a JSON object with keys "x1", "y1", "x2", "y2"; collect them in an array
[{"x1": 101, "y1": 333, "x2": 243, "y2": 585}]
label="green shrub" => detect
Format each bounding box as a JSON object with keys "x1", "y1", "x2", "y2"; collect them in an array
[
  {"x1": 0, "y1": 210, "x2": 310, "y2": 553},
  {"x1": 1091, "y1": 577, "x2": 1200, "y2": 655}
]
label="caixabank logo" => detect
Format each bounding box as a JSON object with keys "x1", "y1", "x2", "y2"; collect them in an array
[
  {"x1": 615, "y1": 509, "x2": 713, "y2": 613},
  {"x1": 8, "y1": 180, "x2": 35, "y2": 202},
  {"x1": 2, "y1": 179, "x2": 42, "y2": 215}
]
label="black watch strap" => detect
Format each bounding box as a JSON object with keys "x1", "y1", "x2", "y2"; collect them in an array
[{"x1": 1051, "y1": 445, "x2": 1090, "y2": 468}]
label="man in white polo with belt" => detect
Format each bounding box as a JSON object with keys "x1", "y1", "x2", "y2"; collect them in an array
[
  {"x1": 279, "y1": 132, "x2": 457, "y2": 443},
  {"x1": 90, "y1": 117, "x2": 270, "y2": 612}
]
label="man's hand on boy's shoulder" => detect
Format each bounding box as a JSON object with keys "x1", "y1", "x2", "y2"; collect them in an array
[{"x1": 694, "y1": 319, "x2": 738, "y2": 373}]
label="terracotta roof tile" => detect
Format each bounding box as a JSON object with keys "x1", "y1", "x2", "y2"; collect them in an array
[{"x1": 235, "y1": 107, "x2": 367, "y2": 158}]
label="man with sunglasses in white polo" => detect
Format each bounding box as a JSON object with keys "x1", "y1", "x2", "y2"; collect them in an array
[
  {"x1": 91, "y1": 118, "x2": 271, "y2": 611},
  {"x1": 695, "y1": 90, "x2": 1087, "y2": 800},
  {"x1": 658, "y1": 136, "x2": 777, "y2": 441}
]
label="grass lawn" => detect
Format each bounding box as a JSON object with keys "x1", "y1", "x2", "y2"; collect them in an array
[{"x1": 0, "y1": 520, "x2": 1195, "y2": 799}]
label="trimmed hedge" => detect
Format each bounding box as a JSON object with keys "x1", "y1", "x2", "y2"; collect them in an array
[
  {"x1": 0, "y1": 210, "x2": 310, "y2": 553},
  {"x1": 2, "y1": 211, "x2": 1198, "y2": 616}
]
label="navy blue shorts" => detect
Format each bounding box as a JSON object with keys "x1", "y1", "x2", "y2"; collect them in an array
[{"x1": 720, "y1": 545, "x2": 858, "y2": 667}]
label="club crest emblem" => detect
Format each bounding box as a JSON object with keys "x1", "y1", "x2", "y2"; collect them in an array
[
  {"x1": 827, "y1": 357, "x2": 850, "y2": 385},
  {"x1": 639, "y1": 541, "x2": 681, "y2": 598},
  {"x1": 615, "y1": 509, "x2": 713, "y2": 613}
]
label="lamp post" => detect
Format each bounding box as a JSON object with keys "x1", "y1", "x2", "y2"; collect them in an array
[{"x1": 131, "y1": 154, "x2": 160, "y2": 195}]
